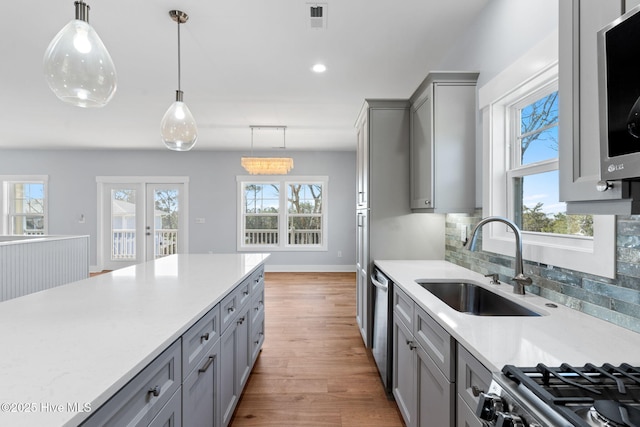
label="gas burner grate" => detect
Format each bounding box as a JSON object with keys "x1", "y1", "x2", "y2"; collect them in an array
[{"x1": 502, "y1": 364, "x2": 640, "y2": 427}]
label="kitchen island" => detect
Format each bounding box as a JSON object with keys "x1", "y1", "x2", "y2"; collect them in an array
[{"x1": 0, "y1": 253, "x2": 269, "y2": 427}]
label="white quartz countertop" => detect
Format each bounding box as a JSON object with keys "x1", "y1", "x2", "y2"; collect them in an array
[
  {"x1": 375, "y1": 260, "x2": 640, "y2": 373},
  {"x1": 0, "y1": 253, "x2": 269, "y2": 427}
]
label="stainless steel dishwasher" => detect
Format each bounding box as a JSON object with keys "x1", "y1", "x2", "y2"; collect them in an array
[{"x1": 371, "y1": 267, "x2": 393, "y2": 396}]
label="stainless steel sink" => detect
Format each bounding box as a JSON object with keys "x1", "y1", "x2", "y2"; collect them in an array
[{"x1": 416, "y1": 281, "x2": 540, "y2": 316}]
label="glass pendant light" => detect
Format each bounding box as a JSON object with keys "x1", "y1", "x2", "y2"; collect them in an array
[
  {"x1": 43, "y1": 1, "x2": 117, "y2": 108},
  {"x1": 161, "y1": 10, "x2": 198, "y2": 152}
]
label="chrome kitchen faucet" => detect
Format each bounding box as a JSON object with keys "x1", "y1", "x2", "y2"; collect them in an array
[{"x1": 465, "y1": 216, "x2": 532, "y2": 295}]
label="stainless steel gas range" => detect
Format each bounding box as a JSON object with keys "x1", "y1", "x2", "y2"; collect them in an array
[{"x1": 476, "y1": 363, "x2": 640, "y2": 427}]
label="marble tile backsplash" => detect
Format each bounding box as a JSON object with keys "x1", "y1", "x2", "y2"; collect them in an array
[{"x1": 445, "y1": 211, "x2": 640, "y2": 334}]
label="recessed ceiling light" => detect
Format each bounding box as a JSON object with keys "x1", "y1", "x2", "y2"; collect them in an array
[{"x1": 312, "y1": 63, "x2": 327, "y2": 73}]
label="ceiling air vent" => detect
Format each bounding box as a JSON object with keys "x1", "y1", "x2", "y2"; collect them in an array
[{"x1": 307, "y1": 3, "x2": 327, "y2": 29}]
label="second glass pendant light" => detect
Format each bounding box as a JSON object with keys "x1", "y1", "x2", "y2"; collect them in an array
[{"x1": 161, "y1": 10, "x2": 198, "y2": 152}]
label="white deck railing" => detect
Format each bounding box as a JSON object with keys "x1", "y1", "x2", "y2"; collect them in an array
[
  {"x1": 112, "y1": 229, "x2": 178, "y2": 259},
  {"x1": 244, "y1": 229, "x2": 321, "y2": 245}
]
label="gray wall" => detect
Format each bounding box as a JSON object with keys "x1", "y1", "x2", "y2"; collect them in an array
[{"x1": 0, "y1": 149, "x2": 356, "y2": 271}]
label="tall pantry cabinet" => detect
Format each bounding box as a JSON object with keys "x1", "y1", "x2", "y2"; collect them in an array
[{"x1": 355, "y1": 100, "x2": 445, "y2": 347}]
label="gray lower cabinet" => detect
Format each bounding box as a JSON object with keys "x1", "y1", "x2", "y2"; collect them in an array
[
  {"x1": 82, "y1": 265, "x2": 265, "y2": 427},
  {"x1": 220, "y1": 295, "x2": 253, "y2": 427},
  {"x1": 392, "y1": 287, "x2": 455, "y2": 427},
  {"x1": 149, "y1": 388, "x2": 182, "y2": 427},
  {"x1": 392, "y1": 311, "x2": 416, "y2": 425},
  {"x1": 182, "y1": 340, "x2": 220, "y2": 427},
  {"x1": 456, "y1": 345, "x2": 491, "y2": 427},
  {"x1": 81, "y1": 339, "x2": 182, "y2": 427},
  {"x1": 391, "y1": 285, "x2": 491, "y2": 427}
]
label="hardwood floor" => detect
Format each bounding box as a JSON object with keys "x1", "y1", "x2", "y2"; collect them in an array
[{"x1": 230, "y1": 272, "x2": 405, "y2": 427}]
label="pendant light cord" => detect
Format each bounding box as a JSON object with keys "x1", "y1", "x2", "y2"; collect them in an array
[{"x1": 177, "y1": 17, "x2": 182, "y2": 92}]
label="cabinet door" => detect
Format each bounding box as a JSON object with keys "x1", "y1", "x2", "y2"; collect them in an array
[
  {"x1": 559, "y1": 0, "x2": 628, "y2": 210},
  {"x1": 410, "y1": 88, "x2": 434, "y2": 209},
  {"x1": 416, "y1": 345, "x2": 454, "y2": 427},
  {"x1": 220, "y1": 324, "x2": 239, "y2": 427},
  {"x1": 356, "y1": 110, "x2": 369, "y2": 209},
  {"x1": 250, "y1": 311, "x2": 265, "y2": 365},
  {"x1": 236, "y1": 304, "x2": 252, "y2": 392},
  {"x1": 356, "y1": 210, "x2": 369, "y2": 346},
  {"x1": 392, "y1": 312, "x2": 416, "y2": 427},
  {"x1": 456, "y1": 395, "x2": 483, "y2": 427},
  {"x1": 182, "y1": 340, "x2": 220, "y2": 427},
  {"x1": 149, "y1": 388, "x2": 182, "y2": 427}
]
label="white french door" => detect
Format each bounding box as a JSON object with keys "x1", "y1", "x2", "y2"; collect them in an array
[{"x1": 97, "y1": 178, "x2": 188, "y2": 271}]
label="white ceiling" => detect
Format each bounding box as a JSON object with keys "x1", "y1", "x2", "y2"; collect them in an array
[{"x1": 1, "y1": 0, "x2": 489, "y2": 151}]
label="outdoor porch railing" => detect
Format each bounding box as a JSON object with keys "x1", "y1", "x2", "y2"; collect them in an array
[
  {"x1": 244, "y1": 229, "x2": 321, "y2": 245},
  {"x1": 112, "y1": 229, "x2": 178, "y2": 259}
]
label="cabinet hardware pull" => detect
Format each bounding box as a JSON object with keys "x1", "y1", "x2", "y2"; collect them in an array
[
  {"x1": 472, "y1": 385, "x2": 484, "y2": 397},
  {"x1": 200, "y1": 332, "x2": 210, "y2": 342},
  {"x1": 243, "y1": 291, "x2": 249, "y2": 296},
  {"x1": 237, "y1": 316, "x2": 245, "y2": 325},
  {"x1": 199, "y1": 355, "x2": 215, "y2": 373},
  {"x1": 148, "y1": 385, "x2": 161, "y2": 397},
  {"x1": 227, "y1": 307, "x2": 235, "y2": 313},
  {"x1": 406, "y1": 340, "x2": 417, "y2": 350}
]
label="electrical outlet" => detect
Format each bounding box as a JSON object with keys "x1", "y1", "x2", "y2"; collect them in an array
[
  {"x1": 337, "y1": 250, "x2": 342, "y2": 258},
  {"x1": 460, "y1": 225, "x2": 467, "y2": 242}
]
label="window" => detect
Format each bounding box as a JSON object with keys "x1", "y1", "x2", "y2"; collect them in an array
[
  {"x1": 507, "y1": 86, "x2": 593, "y2": 237},
  {"x1": 478, "y1": 34, "x2": 615, "y2": 278},
  {"x1": 238, "y1": 176, "x2": 328, "y2": 251},
  {"x1": 1, "y1": 176, "x2": 48, "y2": 235}
]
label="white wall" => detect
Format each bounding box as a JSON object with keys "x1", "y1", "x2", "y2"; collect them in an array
[
  {"x1": 437, "y1": 0, "x2": 559, "y2": 207},
  {"x1": 0, "y1": 149, "x2": 356, "y2": 271}
]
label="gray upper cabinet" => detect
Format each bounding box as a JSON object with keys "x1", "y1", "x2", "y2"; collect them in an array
[
  {"x1": 559, "y1": 0, "x2": 640, "y2": 214},
  {"x1": 410, "y1": 72, "x2": 478, "y2": 213}
]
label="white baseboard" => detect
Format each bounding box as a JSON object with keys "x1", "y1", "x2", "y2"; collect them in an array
[{"x1": 264, "y1": 264, "x2": 356, "y2": 273}]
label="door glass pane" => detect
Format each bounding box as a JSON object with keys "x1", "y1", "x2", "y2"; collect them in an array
[
  {"x1": 153, "y1": 189, "x2": 179, "y2": 258},
  {"x1": 111, "y1": 188, "x2": 137, "y2": 260},
  {"x1": 513, "y1": 171, "x2": 593, "y2": 236}
]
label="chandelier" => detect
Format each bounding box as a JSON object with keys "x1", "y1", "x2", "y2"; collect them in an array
[{"x1": 241, "y1": 126, "x2": 294, "y2": 175}]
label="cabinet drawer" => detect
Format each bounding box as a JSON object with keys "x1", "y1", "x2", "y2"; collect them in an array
[
  {"x1": 457, "y1": 344, "x2": 492, "y2": 413},
  {"x1": 414, "y1": 304, "x2": 455, "y2": 380},
  {"x1": 236, "y1": 277, "x2": 252, "y2": 308},
  {"x1": 393, "y1": 286, "x2": 414, "y2": 329},
  {"x1": 250, "y1": 284, "x2": 265, "y2": 328},
  {"x1": 221, "y1": 288, "x2": 241, "y2": 333},
  {"x1": 82, "y1": 339, "x2": 181, "y2": 427},
  {"x1": 250, "y1": 311, "x2": 265, "y2": 364},
  {"x1": 249, "y1": 267, "x2": 264, "y2": 294},
  {"x1": 182, "y1": 304, "x2": 220, "y2": 378}
]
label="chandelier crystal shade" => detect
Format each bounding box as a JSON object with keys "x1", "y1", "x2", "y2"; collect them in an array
[
  {"x1": 43, "y1": 1, "x2": 117, "y2": 108},
  {"x1": 242, "y1": 126, "x2": 294, "y2": 175},
  {"x1": 161, "y1": 10, "x2": 198, "y2": 151}
]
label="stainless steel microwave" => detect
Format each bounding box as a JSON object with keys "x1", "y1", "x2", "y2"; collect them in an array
[{"x1": 598, "y1": 5, "x2": 640, "y2": 181}]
